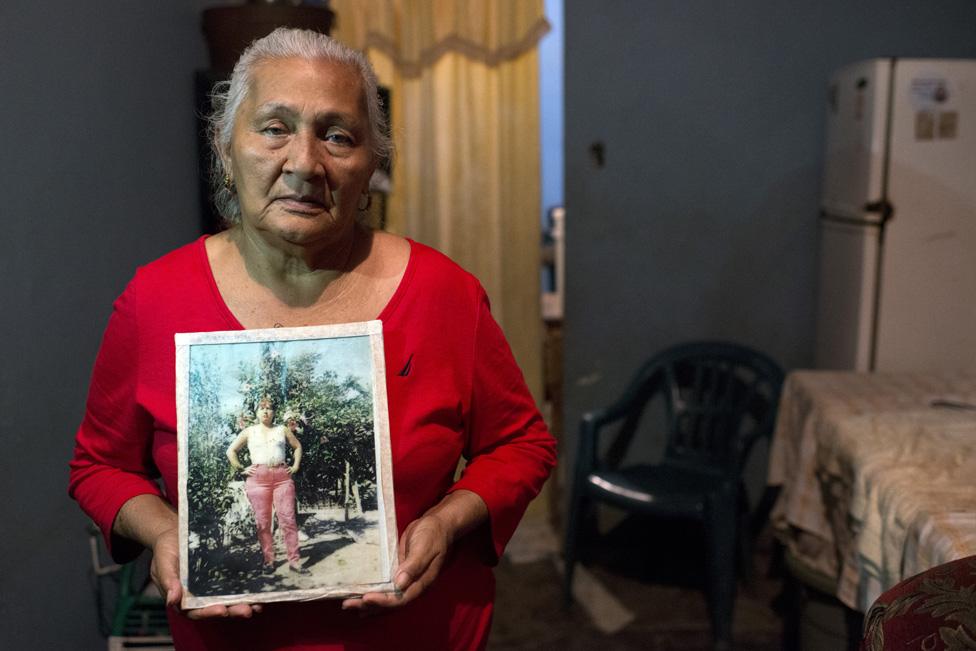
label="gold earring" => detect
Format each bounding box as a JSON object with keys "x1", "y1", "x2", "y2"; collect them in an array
[
  {"x1": 358, "y1": 192, "x2": 372, "y2": 211},
  {"x1": 223, "y1": 174, "x2": 234, "y2": 190}
]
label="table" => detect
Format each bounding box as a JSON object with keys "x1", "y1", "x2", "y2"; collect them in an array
[{"x1": 768, "y1": 370, "x2": 976, "y2": 611}]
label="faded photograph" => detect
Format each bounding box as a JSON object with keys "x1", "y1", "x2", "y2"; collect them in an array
[{"x1": 176, "y1": 325, "x2": 395, "y2": 605}]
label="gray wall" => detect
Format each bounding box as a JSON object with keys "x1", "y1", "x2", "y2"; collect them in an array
[
  {"x1": 5, "y1": 0, "x2": 976, "y2": 646},
  {"x1": 562, "y1": 1, "x2": 976, "y2": 489},
  {"x1": 0, "y1": 2, "x2": 209, "y2": 647}
]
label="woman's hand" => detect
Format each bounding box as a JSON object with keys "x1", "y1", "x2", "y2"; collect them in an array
[
  {"x1": 116, "y1": 495, "x2": 263, "y2": 621},
  {"x1": 148, "y1": 525, "x2": 182, "y2": 606},
  {"x1": 150, "y1": 527, "x2": 263, "y2": 620},
  {"x1": 341, "y1": 490, "x2": 488, "y2": 613},
  {"x1": 242, "y1": 464, "x2": 257, "y2": 477},
  {"x1": 342, "y1": 512, "x2": 450, "y2": 611},
  {"x1": 288, "y1": 463, "x2": 300, "y2": 475}
]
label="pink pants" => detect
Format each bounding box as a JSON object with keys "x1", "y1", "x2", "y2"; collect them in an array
[{"x1": 244, "y1": 465, "x2": 300, "y2": 565}]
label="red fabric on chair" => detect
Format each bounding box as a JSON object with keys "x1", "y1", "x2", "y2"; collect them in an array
[{"x1": 860, "y1": 555, "x2": 976, "y2": 650}]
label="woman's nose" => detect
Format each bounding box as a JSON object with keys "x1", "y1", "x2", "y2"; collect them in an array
[{"x1": 284, "y1": 130, "x2": 324, "y2": 179}]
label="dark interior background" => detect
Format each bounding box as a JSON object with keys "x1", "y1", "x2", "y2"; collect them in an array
[
  {"x1": 1, "y1": 3, "x2": 210, "y2": 648},
  {"x1": 561, "y1": 0, "x2": 976, "y2": 497},
  {"x1": 4, "y1": 1, "x2": 976, "y2": 648}
]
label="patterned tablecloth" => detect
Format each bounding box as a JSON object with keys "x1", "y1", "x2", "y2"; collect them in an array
[{"x1": 767, "y1": 370, "x2": 976, "y2": 611}]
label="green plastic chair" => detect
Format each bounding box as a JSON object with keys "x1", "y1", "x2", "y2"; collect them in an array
[
  {"x1": 88, "y1": 520, "x2": 171, "y2": 641},
  {"x1": 109, "y1": 562, "x2": 170, "y2": 638},
  {"x1": 563, "y1": 341, "x2": 784, "y2": 650}
]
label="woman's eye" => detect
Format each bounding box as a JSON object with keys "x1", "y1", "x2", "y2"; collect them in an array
[
  {"x1": 324, "y1": 131, "x2": 353, "y2": 146},
  {"x1": 262, "y1": 124, "x2": 287, "y2": 136}
]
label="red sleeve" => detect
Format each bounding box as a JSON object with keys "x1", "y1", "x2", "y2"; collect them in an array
[
  {"x1": 449, "y1": 290, "x2": 557, "y2": 561},
  {"x1": 68, "y1": 277, "x2": 163, "y2": 562}
]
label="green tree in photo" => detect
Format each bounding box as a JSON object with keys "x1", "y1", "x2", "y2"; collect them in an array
[
  {"x1": 187, "y1": 339, "x2": 378, "y2": 592},
  {"x1": 292, "y1": 369, "x2": 377, "y2": 515},
  {"x1": 229, "y1": 344, "x2": 376, "y2": 513},
  {"x1": 186, "y1": 354, "x2": 236, "y2": 577}
]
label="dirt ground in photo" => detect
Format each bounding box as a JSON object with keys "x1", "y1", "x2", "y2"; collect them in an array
[{"x1": 189, "y1": 506, "x2": 383, "y2": 596}]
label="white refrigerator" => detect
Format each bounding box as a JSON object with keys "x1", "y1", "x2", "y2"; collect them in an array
[{"x1": 815, "y1": 58, "x2": 976, "y2": 372}]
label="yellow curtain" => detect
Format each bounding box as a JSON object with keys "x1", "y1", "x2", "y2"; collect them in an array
[{"x1": 332, "y1": 0, "x2": 549, "y2": 401}]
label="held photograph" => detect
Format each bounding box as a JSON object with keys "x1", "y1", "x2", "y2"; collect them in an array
[{"x1": 174, "y1": 321, "x2": 397, "y2": 609}]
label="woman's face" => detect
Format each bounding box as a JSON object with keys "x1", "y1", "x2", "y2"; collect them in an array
[
  {"x1": 257, "y1": 404, "x2": 274, "y2": 426},
  {"x1": 224, "y1": 57, "x2": 376, "y2": 245}
]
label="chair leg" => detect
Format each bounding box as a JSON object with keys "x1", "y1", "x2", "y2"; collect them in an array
[
  {"x1": 737, "y1": 488, "x2": 755, "y2": 584},
  {"x1": 705, "y1": 497, "x2": 737, "y2": 650},
  {"x1": 563, "y1": 484, "x2": 588, "y2": 608},
  {"x1": 780, "y1": 564, "x2": 803, "y2": 651}
]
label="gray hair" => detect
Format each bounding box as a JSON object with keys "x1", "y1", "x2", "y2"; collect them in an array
[{"x1": 207, "y1": 27, "x2": 392, "y2": 224}]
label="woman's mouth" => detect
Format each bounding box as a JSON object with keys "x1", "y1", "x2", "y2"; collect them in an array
[{"x1": 277, "y1": 195, "x2": 327, "y2": 214}]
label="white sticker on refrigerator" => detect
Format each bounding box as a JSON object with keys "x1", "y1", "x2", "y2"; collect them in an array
[{"x1": 909, "y1": 76, "x2": 951, "y2": 110}]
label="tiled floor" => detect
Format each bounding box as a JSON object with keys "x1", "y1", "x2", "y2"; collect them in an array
[{"x1": 489, "y1": 516, "x2": 785, "y2": 650}]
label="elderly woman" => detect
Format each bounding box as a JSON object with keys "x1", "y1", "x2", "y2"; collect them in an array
[
  {"x1": 68, "y1": 27, "x2": 555, "y2": 651},
  {"x1": 226, "y1": 398, "x2": 306, "y2": 575}
]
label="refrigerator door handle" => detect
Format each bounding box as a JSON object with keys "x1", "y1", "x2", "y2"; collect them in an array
[
  {"x1": 863, "y1": 199, "x2": 894, "y2": 223},
  {"x1": 819, "y1": 209, "x2": 884, "y2": 228},
  {"x1": 819, "y1": 198, "x2": 893, "y2": 227}
]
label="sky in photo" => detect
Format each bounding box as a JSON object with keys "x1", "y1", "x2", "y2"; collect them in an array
[{"x1": 189, "y1": 334, "x2": 374, "y2": 417}]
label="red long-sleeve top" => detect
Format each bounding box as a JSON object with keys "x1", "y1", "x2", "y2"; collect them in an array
[{"x1": 69, "y1": 237, "x2": 556, "y2": 650}]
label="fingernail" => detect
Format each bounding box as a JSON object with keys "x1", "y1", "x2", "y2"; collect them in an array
[{"x1": 394, "y1": 571, "x2": 409, "y2": 589}]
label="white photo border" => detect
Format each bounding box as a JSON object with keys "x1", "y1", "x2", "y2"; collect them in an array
[{"x1": 175, "y1": 320, "x2": 397, "y2": 608}]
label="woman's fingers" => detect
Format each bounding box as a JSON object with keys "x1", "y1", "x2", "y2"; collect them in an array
[
  {"x1": 150, "y1": 527, "x2": 262, "y2": 620},
  {"x1": 341, "y1": 493, "x2": 486, "y2": 614},
  {"x1": 341, "y1": 516, "x2": 449, "y2": 612},
  {"x1": 341, "y1": 554, "x2": 443, "y2": 612},
  {"x1": 227, "y1": 603, "x2": 258, "y2": 618},
  {"x1": 341, "y1": 588, "x2": 406, "y2": 613},
  {"x1": 397, "y1": 551, "x2": 445, "y2": 603},
  {"x1": 396, "y1": 517, "x2": 447, "y2": 589},
  {"x1": 186, "y1": 605, "x2": 233, "y2": 620},
  {"x1": 149, "y1": 556, "x2": 180, "y2": 606},
  {"x1": 185, "y1": 603, "x2": 261, "y2": 620},
  {"x1": 341, "y1": 593, "x2": 394, "y2": 611},
  {"x1": 149, "y1": 528, "x2": 183, "y2": 607}
]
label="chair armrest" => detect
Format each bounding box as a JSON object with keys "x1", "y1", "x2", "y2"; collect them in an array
[
  {"x1": 576, "y1": 405, "x2": 630, "y2": 476},
  {"x1": 576, "y1": 364, "x2": 664, "y2": 474}
]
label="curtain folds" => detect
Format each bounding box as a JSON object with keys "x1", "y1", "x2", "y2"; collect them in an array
[
  {"x1": 333, "y1": 0, "x2": 549, "y2": 77},
  {"x1": 333, "y1": 0, "x2": 548, "y2": 400}
]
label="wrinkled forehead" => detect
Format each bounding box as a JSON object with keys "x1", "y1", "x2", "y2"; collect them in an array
[{"x1": 245, "y1": 57, "x2": 369, "y2": 118}]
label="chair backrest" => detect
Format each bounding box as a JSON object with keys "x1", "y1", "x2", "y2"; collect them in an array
[{"x1": 609, "y1": 341, "x2": 784, "y2": 477}]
